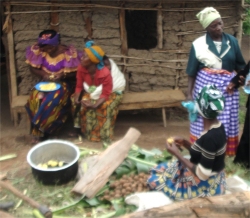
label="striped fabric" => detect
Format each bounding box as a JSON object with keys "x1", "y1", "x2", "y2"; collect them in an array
[{"x1": 190, "y1": 68, "x2": 239, "y2": 156}]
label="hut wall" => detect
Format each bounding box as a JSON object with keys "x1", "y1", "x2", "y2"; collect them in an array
[
  {"x1": 12, "y1": 6, "x2": 50, "y2": 94},
  {"x1": 9, "y1": 1, "x2": 241, "y2": 96}
]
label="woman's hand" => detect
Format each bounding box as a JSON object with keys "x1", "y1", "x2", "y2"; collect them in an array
[
  {"x1": 52, "y1": 72, "x2": 64, "y2": 81},
  {"x1": 81, "y1": 100, "x2": 95, "y2": 109},
  {"x1": 226, "y1": 82, "x2": 236, "y2": 94},
  {"x1": 186, "y1": 93, "x2": 193, "y2": 101},
  {"x1": 73, "y1": 92, "x2": 81, "y2": 104},
  {"x1": 239, "y1": 75, "x2": 246, "y2": 86},
  {"x1": 173, "y1": 136, "x2": 184, "y2": 145},
  {"x1": 42, "y1": 73, "x2": 50, "y2": 81},
  {"x1": 166, "y1": 142, "x2": 181, "y2": 157}
]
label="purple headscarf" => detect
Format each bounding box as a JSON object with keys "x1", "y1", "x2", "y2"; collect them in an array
[{"x1": 37, "y1": 33, "x2": 59, "y2": 46}]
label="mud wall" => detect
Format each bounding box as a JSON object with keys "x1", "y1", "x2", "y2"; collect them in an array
[{"x1": 10, "y1": 1, "x2": 240, "y2": 95}]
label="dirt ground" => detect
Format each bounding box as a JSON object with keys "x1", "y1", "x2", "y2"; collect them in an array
[{"x1": 0, "y1": 35, "x2": 249, "y2": 177}]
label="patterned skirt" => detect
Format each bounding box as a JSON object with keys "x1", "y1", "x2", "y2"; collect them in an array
[
  {"x1": 147, "y1": 161, "x2": 226, "y2": 201},
  {"x1": 191, "y1": 68, "x2": 239, "y2": 156},
  {"x1": 25, "y1": 82, "x2": 71, "y2": 137},
  {"x1": 72, "y1": 93, "x2": 123, "y2": 142}
]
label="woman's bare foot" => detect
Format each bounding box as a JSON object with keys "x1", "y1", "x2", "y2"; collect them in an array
[
  {"x1": 68, "y1": 128, "x2": 82, "y2": 138},
  {"x1": 30, "y1": 136, "x2": 41, "y2": 145}
]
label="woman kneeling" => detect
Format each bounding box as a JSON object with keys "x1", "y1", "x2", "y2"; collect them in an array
[{"x1": 148, "y1": 85, "x2": 227, "y2": 200}]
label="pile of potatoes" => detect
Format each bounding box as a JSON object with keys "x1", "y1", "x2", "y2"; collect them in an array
[{"x1": 99, "y1": 173, "x2": 149, "y2": 201}]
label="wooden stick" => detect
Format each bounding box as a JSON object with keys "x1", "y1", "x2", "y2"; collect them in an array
[
  {"x1": 5, "y1": 5, "x2": 18, "y2": 102},
  {"x1": 151, "y1": 49, "x2": 188, "y2": 53},
  {"x1": 157, "y1": 5, "x2": 163, "y2": 49},
  {"x1": 119, "y1": 8, "x2": 128, "y2": 91},
  {"x1": 4, "y1": 9, "x2": 91, "y2": 15},
  {"x1": 2, "y1": 2, "x2": 237, "y2": 11},
  {"x1": 176, "y1": 25, "x2": 239, "y2": 35},
  {"x1": 179, "y1": 16, "x2": 233, "y2": 24},
  {"x1": 50, "y1": 0, "x2": 59, "y2": 32},
  {"x1": 119, "y1": 9, "x2": 128, "y2": 56},
  {"x1": 0, "y1": 211, "x2": 15, "y2": 218},
  {"x1": 108, "y1": 55, "x2": 188, "y2": 63}
]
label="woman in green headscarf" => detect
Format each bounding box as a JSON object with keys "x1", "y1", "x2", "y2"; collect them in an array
[
  {"x1": 148, "y1": 85, "x2": 227, "y2": 200},
  {"x1": 186, "y1": 7, "x2": 246, "y2": 156}
]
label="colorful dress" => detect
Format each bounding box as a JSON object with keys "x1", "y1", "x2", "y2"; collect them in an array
[
  {"x1": 186, "y1": 33, "x2": 246, "y2": 155},
  {"x1": 72, "y1": 64, "x2": 124, "y2": 142},
  {"x1": 25, "y1": 44, "x2": 82, "y2": 138},
  {"x1": 148, "y1": 123, "x2": 227, "y2": 200}
]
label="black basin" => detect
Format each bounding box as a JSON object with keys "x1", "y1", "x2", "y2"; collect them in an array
[{"x1": 27, "y1": 140, "x2": 80, "y2": 185}]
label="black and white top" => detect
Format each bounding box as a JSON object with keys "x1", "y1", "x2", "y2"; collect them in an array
[{"x1": 190, "y1": 122, "x2": 226, "y2": 180}]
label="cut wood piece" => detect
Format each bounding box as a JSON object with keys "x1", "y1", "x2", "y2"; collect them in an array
[
  {"x1": 122, "y1": 191, "x2": 250, "y2": 218},
  {"x1": 71, "y1": 128, "x2": 141, "y2": 198},
  {"x1": 0, "y1": 210, "x2": 15, "y2": 218},
  {"x1": 191, "y1": 204, "x2": 250, "y2": 218}
]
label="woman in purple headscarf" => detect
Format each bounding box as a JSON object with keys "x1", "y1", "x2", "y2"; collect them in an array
[{"x1": 25, "y1": 30, "x2": 82, "y2": 143}]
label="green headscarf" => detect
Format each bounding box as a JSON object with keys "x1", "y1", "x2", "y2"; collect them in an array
[
  {"x1": 196, "y1": 7, "x2": 221, "y2": 29},
  {"x1": 195, "y1": 85, "x2": 225, "y2": 119}
]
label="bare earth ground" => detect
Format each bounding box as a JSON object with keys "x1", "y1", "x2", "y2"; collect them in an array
[{"x1": 0, "y1": 35, "x2": 249, "y2": 186}]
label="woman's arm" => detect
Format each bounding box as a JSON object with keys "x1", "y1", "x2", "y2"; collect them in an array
[
  {"x1": 29, "y1": 66, "x2": 50, "y2": 81},
  {"x1": 166, "y1": 142, "x2": 196, "y2": 174},
  {"x1": 172, "y1": 136, "x2": 192, "y2": 151},
  {"x1": 226, "y1": 61, "x2": 250, "y2": 94},
  {"x1": 187, "y1": 76, "x2": 196, "y2": 100}
]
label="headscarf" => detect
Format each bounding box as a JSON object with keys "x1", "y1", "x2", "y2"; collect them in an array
[
  {"x1": 84, "y1": 41, "x2": 105, "y2": 70},
  {"x1": 196, "y1": 7, "x2": 221, "y2": 29},
  {"x1": 38, "y1": 32, "x2": 60, "y2": 46},
  {"x1": 195, "y1": 84, "x2": 225, "y2": 119}
]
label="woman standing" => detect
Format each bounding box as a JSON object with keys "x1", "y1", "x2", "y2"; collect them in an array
[
  {"x1": 229, "y1": 61, "x2": 250, "y2": 168},
  {"x1": 72, "y1": 42, "x2": 124, "y2": 142},
  {"x1": 148, "y1": 85, "x2": 227, "y2": 200},
  {"x1": 186, "y1": 7, "x2": 246, "y2": 155},
  {"x1": 25, "y1": 30, "x2": 82, "y2": 143}
]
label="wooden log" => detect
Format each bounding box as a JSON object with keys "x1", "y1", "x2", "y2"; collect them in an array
[
  {"x1": 71, "y1": 128, "x2": 141, "y2": 198},
  {"x1": 157, "y1": 5, "x2": 163, "y2": 49},
  {"x1": 122, "y1": 191, "x2": 250, "y2": 218},
  {"x1": 191, "y1": 204, "x2": 250, "y2": 218}
]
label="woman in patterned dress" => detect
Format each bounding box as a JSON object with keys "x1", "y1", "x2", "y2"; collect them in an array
[
  {"x1": 148, "y1": 85, "x2": 227, "y2": 200},
  {"x1": 25, "y1": 30, "x2": 82, "y2": 143},
  {"x1": 186, "y1": 7, "x2": 246, "y2": 155},
  {"x1": 71, "y1": 41, "x2": 125, "y2": 142}
]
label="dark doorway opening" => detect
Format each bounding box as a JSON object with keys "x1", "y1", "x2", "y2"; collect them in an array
[{"x1": 125, "y1": 10, "x2": 157, "y2": 50}]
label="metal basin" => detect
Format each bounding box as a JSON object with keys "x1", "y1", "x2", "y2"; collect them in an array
[{"x1": 27, "y1": 140, "x2": 80, "y2": 185}]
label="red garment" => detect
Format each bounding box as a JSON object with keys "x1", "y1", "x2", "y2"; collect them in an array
[{"x1": 75, "y1": 65, "x2": 113, "y2": 100}]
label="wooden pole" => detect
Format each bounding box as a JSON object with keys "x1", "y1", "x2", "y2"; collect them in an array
[
  {"x1": 157, "y1": 4, "x2": 163, "y2": 49},
  {"x1": 237, "y1": 0, "x2": 245, "y2": 47},
  {"x1": 5, "y1": 4, "x2": 18, "y2": 115},
  {"x1": 50, "y1": 0, "x2": 59, "y2": 32},
  {"x1": 85, "y1": 16, "x2": 92, "y2": 39},
  {"x1": 119, "y1": 8, "x2": 129, "y2": 91}
]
